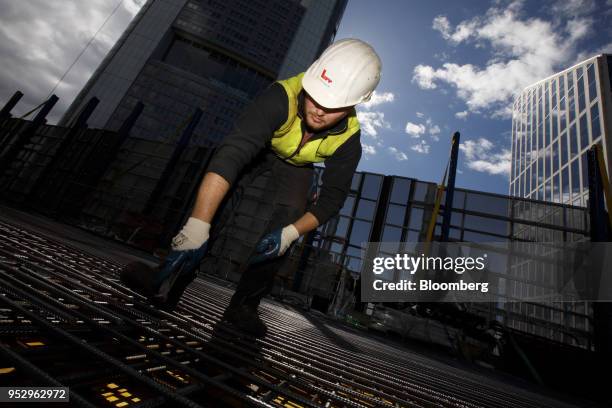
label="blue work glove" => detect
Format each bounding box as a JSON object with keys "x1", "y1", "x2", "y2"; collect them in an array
[
  {"x1": 152, "y1": 217, "x2": 210, "y2": 308},
  {"x1": 154, "y1": 242, "x2": 207, "y2": 295},
  {"x1": 250, "y1": 224, "x2": 300, "y2": 264}
]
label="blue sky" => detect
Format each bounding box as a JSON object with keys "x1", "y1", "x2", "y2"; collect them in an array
[{"x1": 336, "y1": 0, "x2": 612, "y2": 194}]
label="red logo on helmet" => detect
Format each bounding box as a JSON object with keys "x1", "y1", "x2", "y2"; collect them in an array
[{"x1": 320, "y1": 69, "x2": 332, "y2": 83}]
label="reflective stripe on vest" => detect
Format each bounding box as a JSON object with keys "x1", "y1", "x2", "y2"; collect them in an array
[{"x1": 271, "y1": 72, "x2": 360, "y2": 166}]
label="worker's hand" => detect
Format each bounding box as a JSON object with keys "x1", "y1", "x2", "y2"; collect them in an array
[
  {"x1": 250, "y1": 224, "x2": 300, "y2": 264},
  {"x1": 158, "y1": 216, "x2": 211, "y2": 290},
  {"x1": 171, "y1": 217, "x2": 210, "y2": 250},
  {"x1": 149, "y1": 217, "x2": 211, "y2": 309},
  {"x1": 120, "y1": 238, "x2": 209, "y2": 311}
]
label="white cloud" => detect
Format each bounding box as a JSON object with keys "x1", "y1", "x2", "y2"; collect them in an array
[
  {"x1": 416, "y1": 111, "x2": 425, "y2": 118},
  {"x1": 360, "y1": 91, "x2": 395, "y2": 110},
  {"x1": 0, "y1": 0, "x2": 144, "y2": 123},
  {"x1": 428, "y1": 125, "x2": 440, "y2": 142},
  {"x1": 432, "y1": 14, "x2": 477, "y2": 43},
  {"x1": 460, "y1": 137, "x2": 510, "y2": 176},
  {"x1": 552, "y1": 0, "x2": 596, "y2": 17},
  {"x1": 357, "y1": 111, "x2": 390, "y2": 138},
  {"x1": 357, "y1": 90, "x2": 395, "y2": 146},
  {"x1": 388, "y1": 146, "x2": 408, "y2": 161},
  {"x1": 411, "y1": 140, "x2": 430, "y2": 154},
  {"x1": 449, "y1": 20, "x2": 478, "y2": 43},
  {"x1": 405, "y1": 121, "x2": 425, "y2": 138},
  {"x1": 361, "y1": 143, "x2": 376, "y2": 156},
  {"x1": 414, "y1": 1, "x2": 597, "y2": 118},
  {"x1": 406, "y1": 118, "x2": 441, "y2": 141},
  {"x1": 461, "y1": 138, "x2": 494, "y2": 160},
  {"x1": 455, "y1": 110, "x2": 469, "y2": 120},
  {"x1": 468, "y1": 151, "x2": 511, "y2": 175},
  {"x1": 432, "y1": 15, "x2": 451, "y2": 38},
  {"x1": 566, "y1": 18, "x2": 592, "y2": 43},
  {"x1": 413, "y1": 65, "x2": 437, "y2": 89}
]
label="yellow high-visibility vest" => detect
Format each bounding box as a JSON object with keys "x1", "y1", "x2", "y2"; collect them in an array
[{"x1": 271, "y1": 72, "x2": 360, "y2": 166}]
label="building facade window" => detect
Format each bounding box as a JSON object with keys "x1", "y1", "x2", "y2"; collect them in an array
[{"x1": 510, "y1": 55, "x2": 610, "y2": 207}]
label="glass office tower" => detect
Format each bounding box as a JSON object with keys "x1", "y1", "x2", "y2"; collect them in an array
[
  {"x1": 60, "y1": 0, "x2": 347, "y2": 145},
  {"x1": 509, "y1": 54, "x2": 612, "y2": 207}
]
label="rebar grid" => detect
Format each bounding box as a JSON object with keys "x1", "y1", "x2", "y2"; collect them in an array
[{"x1": 0, "y1": 218, "x2": 586, "y2": 408}]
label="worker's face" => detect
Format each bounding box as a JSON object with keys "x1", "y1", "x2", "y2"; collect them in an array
[{"x1": 303, "y1": 92, "x2": 352, "y2": 132}]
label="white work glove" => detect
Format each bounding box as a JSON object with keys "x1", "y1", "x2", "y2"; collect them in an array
[
  {"x1": 250, "y1": 224, "x2": 300, "y2": 264},
  {"x1": 171, "y1": 217, "x2": 211, "y2": 251},
  {"x1": 279, "y1": 224, "x2": 300, "y2": 255}
]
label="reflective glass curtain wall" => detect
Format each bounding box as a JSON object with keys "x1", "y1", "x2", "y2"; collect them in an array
[{"x1": 510, "y1": 54, "x2": 611, "y2": 207}]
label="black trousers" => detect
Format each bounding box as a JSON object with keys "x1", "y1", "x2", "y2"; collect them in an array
[{"x1": 212, "y1": 151, "x2": 314, "y2": 309}]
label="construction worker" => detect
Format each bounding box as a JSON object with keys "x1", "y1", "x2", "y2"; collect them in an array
[{"x1": 121, "y1": 39, "x2": 382, "y2": 336}]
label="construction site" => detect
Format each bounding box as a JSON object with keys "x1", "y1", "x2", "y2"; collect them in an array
[
  {"x1": 0, "y1": 90, "x2": 611, "y2": 406},
  {"x1": 1, "y1": 0, "x2": 612, "y2": 406}
]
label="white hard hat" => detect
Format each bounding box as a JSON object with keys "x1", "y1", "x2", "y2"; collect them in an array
[{"x1": 302, "y1": 38, "x2": 382, "y2": 109}]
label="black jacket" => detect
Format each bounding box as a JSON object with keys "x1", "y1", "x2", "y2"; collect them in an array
[{"x1": 207, "y1": 82, "x2": 362, "y2": 225}]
